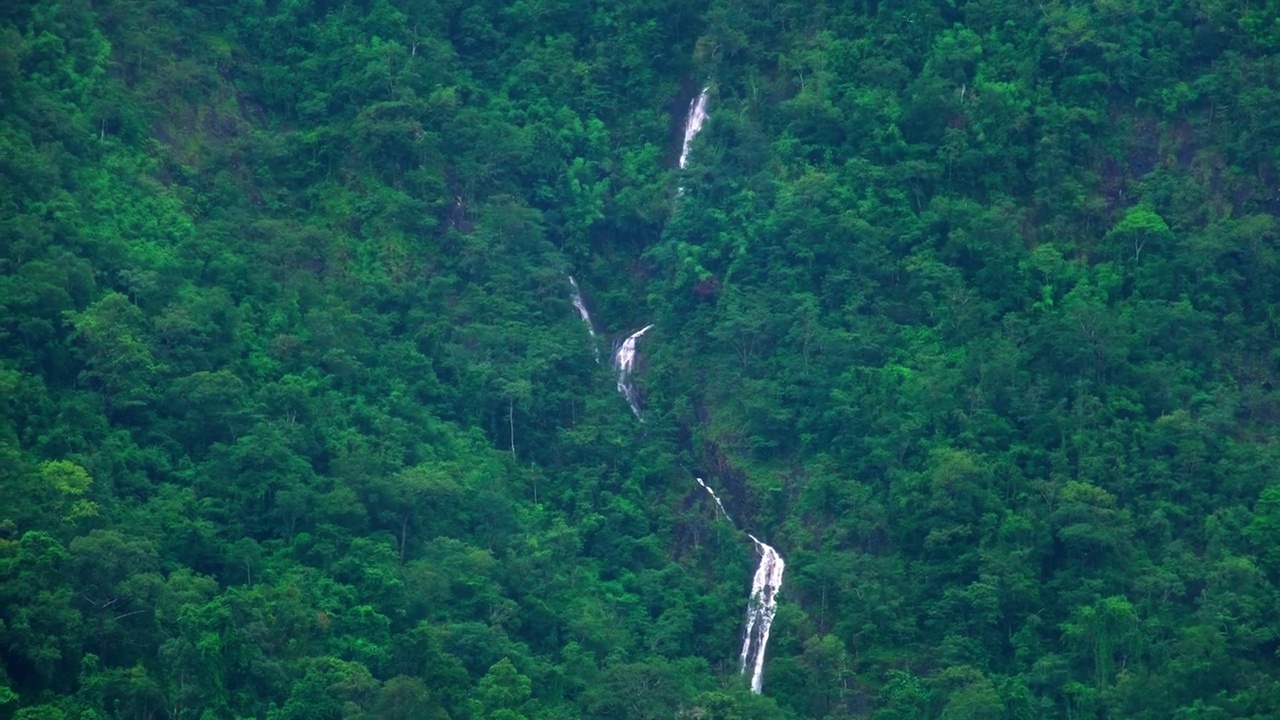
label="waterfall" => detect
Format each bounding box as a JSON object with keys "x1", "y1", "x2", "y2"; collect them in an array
[
  {"x1": 591, "y1": 81, "x2": 784, "y2": 694},
  {"x1": 609, "y1": 88, "x2": 710, "y2": 415},
  {"x1": 567, "y1": 275, "x2": 600, "y2": 362},
  {"x1": 614, "y1": 324, "x2": 653, "y2": 417},
  {"x1": 678, "y1": 85, "x2": 784, "y2": 694},
  {"x1": 679, "y1": 88, "x2": 711, "y2": 169},
  {"x1": 693, "y1": 476, "x2": 786, "y2": 694},
  {"x1": 694, "y1": 477, "x2": 734, "y2": 524},
  {"x1": 739, "y1": 535, "x2": 785, "y2": 694}
]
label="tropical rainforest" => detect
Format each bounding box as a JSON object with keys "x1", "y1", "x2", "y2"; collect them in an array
[{"x1": 4, "y1": 0, "x2": 1280, "y2": 717}]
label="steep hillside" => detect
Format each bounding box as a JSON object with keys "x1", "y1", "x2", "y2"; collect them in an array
[
  {"x1": 4, "y1": 0, "x2": 1280, "y2": 719},
  {"x1": 647, "y1": 1, "x2": 1280, "y2": 718}
]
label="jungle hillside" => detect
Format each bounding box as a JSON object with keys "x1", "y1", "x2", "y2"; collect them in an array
[{"x1": 4, "y1": 0, "x2": 1280, "y2": 718}]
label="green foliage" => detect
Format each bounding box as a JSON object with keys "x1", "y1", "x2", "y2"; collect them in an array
[{"x1": 4, "y1": 0, "x2": 1280, "y2": 718}]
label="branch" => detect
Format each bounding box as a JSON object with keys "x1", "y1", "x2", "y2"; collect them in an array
[{"x1": 112, "y1": 608, "x2": 150, "y2": 622}]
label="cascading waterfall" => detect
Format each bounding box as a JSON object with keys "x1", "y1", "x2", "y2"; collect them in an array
[
  {"x1": 567, "y1": 275, "x2": 600, "y2": 362},
  {"x1": 739, "y1": 535, "x2": 785, "y2": 695},
  {"x1": 679, "y1": 88, "x2": 711, "y2": 169},
  {"x1": 694, "y1": 477, "x2": 733, "y2": 524},
  {"x1": 614, "y1": 325, "x2": 653, "y2": 417},
  {"x1": 592, "y1": 82, "x2": 786, "y2": 694},
  {"x1": 678, "y1": 84, "x2": 786, "y2": 695},
  {"x1": 610, "y1": 87, "x2": 711, "y2": 416},
  {"x1": 692, "y1": 475, "x2": 786, "y2": 694}
]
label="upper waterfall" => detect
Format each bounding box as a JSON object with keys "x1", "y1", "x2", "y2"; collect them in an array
[
  {"x1": 679, "y1": 88, "x2": 710, "y2": 169},
  {"x1": 567, "y1": 275, "x2": 600, "y2": 362}
]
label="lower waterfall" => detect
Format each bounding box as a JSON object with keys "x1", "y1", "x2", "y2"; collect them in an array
[
  {"x1": 614, "y1": 324, "x2": 653, "y2": 417},
  {"x1": 692, "y1": 475, "x2": 786, "y2": 694},
  {"x1": 739, "y1": 534, "x2": 785, "y2": 694}
]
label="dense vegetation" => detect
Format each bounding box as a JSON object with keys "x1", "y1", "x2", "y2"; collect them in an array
[{"x1": 4, "y1": 0, "x2": 1280, "y2": 718}]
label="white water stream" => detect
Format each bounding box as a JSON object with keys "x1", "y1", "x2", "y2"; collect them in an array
[
  {"x1": 694, "y1": 477, "x2": 733, "y2": 524},
  {"x1": 567, "y1": 275, "x2": 600, "y2": 362},
  {"x1": 679, "y1": 89, "x2": 711, "y2": 169},
  {"x1": 584, "y1": 82, "x2": 785, "y2": 694},
  {"x1": 678, "y1": 84, "x2": 786, "y2": 694},
  {"x1": 740, "y1": 535, "x2": 785, "y2": 694},
  {"x1": 692, "y1": 475, "x2": 785, "y2": 694},
  {"x1": 614, "y1": 324, "x2": 653, "y2": 417}
]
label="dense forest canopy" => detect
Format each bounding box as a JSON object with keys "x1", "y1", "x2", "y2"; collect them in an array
[{"x1": 4, "y1": 0, "x2": 1280, "y2": 718}]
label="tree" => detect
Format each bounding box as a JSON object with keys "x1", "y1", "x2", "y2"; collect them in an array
[
  {"x1": 474, "y1": 657, "x2": 533, "y2": 720},
  {"x1": 1, "y1": 532, "x2": 84, "y2": 690},
  {"x1": 65, "y1": 293, "x2": 159, "y2": 418},
  {"x1": 270, "y1": 657, "x2": 377, "y2": 720},
  {"x1": 372, "y1": 675, "x2": 448, "y2": 720}
]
